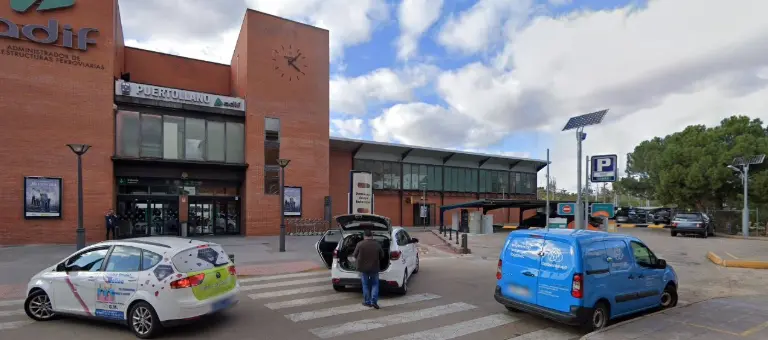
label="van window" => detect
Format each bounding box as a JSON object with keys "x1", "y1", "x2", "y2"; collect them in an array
[
  {"x1": 604, "y1": 240, "x2": 632, "y2": 271},
  {"x1": 171, "y1": 244, "x2": 230, "y2": 273},
  {"x1": 630, "y1": 241, "x2": 657, "y2": 267},
  {"x1": 584, "y1": 241, "x2": 608, "y2": 274}
]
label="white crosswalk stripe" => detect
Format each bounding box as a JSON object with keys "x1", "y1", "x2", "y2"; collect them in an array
[
  {"x1": 0, "y1": 298, "x2": 32, "y2": 332},
  {"x1": 0, "y1": 320, "x2": 33, "y2": 331},
  {"x1": 242, "y1": 271, "x2": 584, "y2": 340},
  {"x1": 0, "y1": 300, "x2": 24, "y2": 308}
]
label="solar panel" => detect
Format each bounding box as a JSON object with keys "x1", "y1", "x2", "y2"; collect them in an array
[
  {"x1": 562, "y1": 109, "x2": 609, "y2": 131},
  {"x1": 733, "y1": 155, "x2": 766, "y2": 166}
]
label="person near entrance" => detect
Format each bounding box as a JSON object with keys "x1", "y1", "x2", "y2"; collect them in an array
[
  {"x1": 105, "y1": 209, "x2": 118, "y2": 240},
  {"x1": 353, "y1": 229, "x2": 385, "y2": 309}
]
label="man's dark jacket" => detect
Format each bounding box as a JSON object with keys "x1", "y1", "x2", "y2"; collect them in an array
[
  {"x1": 105, "y1": 215, "x2": 116, "y2": 229},
  {"x1": 353, "y1": 238, "x2": 385, "y2": 273}
]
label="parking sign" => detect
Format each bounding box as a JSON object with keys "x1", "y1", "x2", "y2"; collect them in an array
[{"x1": 590, "y1": 154, "x2": 618, "y2": 182}]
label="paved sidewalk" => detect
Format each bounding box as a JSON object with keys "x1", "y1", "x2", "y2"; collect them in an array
[{"x1": 582, "y1": 296, "x2": 768, "y2": 340}]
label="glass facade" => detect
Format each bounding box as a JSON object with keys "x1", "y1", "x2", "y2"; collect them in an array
[
  {"x1": 352, "y1": 159, "x2": 537, "y2": 194},
  {"x1": 264, "y1": 117, "x2": 281, "y2": 195},
  {"x1": 116, "y1": 111, "x2": 244, "y2": 164}
]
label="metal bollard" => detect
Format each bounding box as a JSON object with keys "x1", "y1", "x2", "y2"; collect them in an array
[
  {"x1": 448, "y1": 229, "x2": 452, "y2": 241},
  {"x1": 461, "y1": 234, "x2": 468, "y2": 254},
  {"x1": 228, "y1": 254, "x2": 235, "y2": 263},
  {"x1": 455, "y1": 230, "x2": 459, "y2": 245}
]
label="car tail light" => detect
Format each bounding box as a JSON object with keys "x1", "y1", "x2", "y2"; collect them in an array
[
  {"x1": 496, "y1": 260, "x2": 502, "y2": 280},
  {"x1": 672, "y1": 222, "x2": 678, "y2": 227},
  {"x1": 333, "y1": 249, "x2": 338, "y2": 258},
  {"x1": 196, "y1": 244, "x2": 209, "y2": 249},
  {"x1": 390, "y1": 251, "x2": 402, "y2": 260},
  {"x1": 571, "y1": 273, "x2": 583, "y2": 299},
  {"x1": 387, "y1": 281, "x2": 399, "y2": 286},
  {"x1": 170, "y1": 273, "x2": 205, "y2": 289},
  {"x1": 228, "y1": 265, "x2": 237, "y2": 276}
]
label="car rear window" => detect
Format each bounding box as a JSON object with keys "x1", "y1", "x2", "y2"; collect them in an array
[
  {"x1": 171, "y1": 244, "x2": 230, "y2": 273},
  {"x1": 325, "y1": 230, "x2": 342, "y2": 243},
  {"x1": 675, "y1": 213, "x2": 702, "y2": 221}
]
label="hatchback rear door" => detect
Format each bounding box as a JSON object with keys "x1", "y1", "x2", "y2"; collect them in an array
[
  {"x1": 335, "y1": 214, "x2": 392, "y2": 234},
  {"x1": 170, "y1": 243, "x2": 236, "y2": 301},
  {"x1": 498, "y1": 234, "x2": 543, "y2": 305},
  {"x1": 536, "y1": 236, "x2": 579, "y2": 313},
  {"x1": 315, "y1": 229, "x2": 342, "y2": 269}
]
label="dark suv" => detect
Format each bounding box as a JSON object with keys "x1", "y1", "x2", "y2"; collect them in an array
[{"x1": 670, "y1": 212, "x2": 714, "y2": 238}]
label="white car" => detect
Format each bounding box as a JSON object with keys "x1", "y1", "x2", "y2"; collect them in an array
[
  {"x1": 315, "y1": 214, "x2": 420, "y2": 294},
  {"x1": 23, "y1": 237, "x2": 240, "y2": 339}
]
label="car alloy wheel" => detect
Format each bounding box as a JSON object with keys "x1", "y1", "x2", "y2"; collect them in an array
[
  {"x1": 24, "y1": 290, "x2": 55, "y2": 321},
  {"x1": 129, "y1": 302, "x2": 161, "y2": 339}
]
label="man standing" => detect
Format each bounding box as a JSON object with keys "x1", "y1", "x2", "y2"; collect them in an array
[
  {"x1": 105, "y1": 209, "x2": 117, "y2": 240},
  {"x1": 353, "y1": 229, "x2": 385, "y2": 309}
]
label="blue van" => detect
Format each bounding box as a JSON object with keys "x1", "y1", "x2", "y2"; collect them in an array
[{"x1": 494, "y1": 229, "x2": 678, "y2": 331}]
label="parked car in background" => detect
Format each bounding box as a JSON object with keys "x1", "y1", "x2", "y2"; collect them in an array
[
  {"x1": 650, "y1": 208, "x2": 673, "y2": 225},
  {"x1": 615, "y1": 208, "x2": 630, "y2": 223},
  {"x1": 670, "y1": 212, "x2": 714, "y2": 238},
  {"x1": 494, "y1": 229, "x2": 678, "y2": 331}
]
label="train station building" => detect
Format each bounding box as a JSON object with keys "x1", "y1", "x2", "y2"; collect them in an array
[{"x1": 0, "y1": 0, "x2": 544, "y2": 245}]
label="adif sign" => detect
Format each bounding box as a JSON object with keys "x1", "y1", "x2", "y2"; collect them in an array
[
  {"x1": 348, "y1": 171, "x2": 374, "y2": 214},
  {"x1": 0, "y1": 18, "x2": 98, "y2": 51},
  {"x1": 590, "y1": 154, "x2": 618, "y2": 183}
]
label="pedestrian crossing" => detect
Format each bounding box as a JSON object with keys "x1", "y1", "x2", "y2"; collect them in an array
[
  {"x1": 244, "y1": 270, "x2": 583, "y2": 340},
  {"x1": 0, "y1": 298, "x2": 32, "y2": 331}
]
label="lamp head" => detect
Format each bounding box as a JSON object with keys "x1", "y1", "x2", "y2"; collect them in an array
[
  {"x1": 67, "y1": 144, "x2": 91, "y2": 156},
  {"x1": 277, "y1": 159, "x2": 291, "y2": 168},
  {"x1": 727, "y1": 165, "x2": 740, "y2": 172}
]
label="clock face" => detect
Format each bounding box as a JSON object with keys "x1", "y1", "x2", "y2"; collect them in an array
[{"x1": 271, "y1": 45, "x2": 308, "y2": 82}]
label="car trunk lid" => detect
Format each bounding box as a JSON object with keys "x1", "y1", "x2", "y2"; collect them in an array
[
  {"x1": 171, "y1": 243, "x2": 236, "y2": 301},
  {"x1": 335, "y1": 214, "x2": 392, "y2": 233}
]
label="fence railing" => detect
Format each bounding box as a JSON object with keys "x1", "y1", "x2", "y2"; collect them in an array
[{"x1": 286, "y1": 218, "x2": 331, "y2": 236}]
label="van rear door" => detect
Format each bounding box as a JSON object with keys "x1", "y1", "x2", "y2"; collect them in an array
[
  {"x1": 498, "y1": 234, "x2": 544, "y2": 305},
  {"x1": 536, "y1": 237, "x2": 579, "y2": 313}
]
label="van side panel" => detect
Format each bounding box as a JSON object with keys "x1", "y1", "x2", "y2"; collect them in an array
[
  {"x1": 536, "y1": 238, "x2": 579, "y2": 313},
  {"x1": 582, "y1": 240, "x2": 610, "y2": 309},
  {"x1": 498, "y1": 234, "x2": 544, "y2": 306},
  {"x1": 603, "y1": 239, "x2": 636, "y2": 316}
]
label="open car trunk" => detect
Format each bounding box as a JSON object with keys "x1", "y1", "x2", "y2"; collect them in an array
[{"x1": 315, "y1": 214, "x2": 393, "y2": 271}]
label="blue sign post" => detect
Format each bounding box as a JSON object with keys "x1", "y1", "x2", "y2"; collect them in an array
[
  {"x1": 591, "y1": 154, "x2": 618, "y2": 182},
  {"x1": 557, "y1": 203, "x2": 576, "y2": 216}
]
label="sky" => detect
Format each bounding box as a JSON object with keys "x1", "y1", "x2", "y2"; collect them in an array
[{"x1": 119, "y1": 0, "x2": 768, "y2": 192}]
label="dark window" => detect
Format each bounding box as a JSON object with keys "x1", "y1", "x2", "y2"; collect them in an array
[
  {"x1": 163, "y1": 116, "x2": 185, "y2": 160},
  {"x1": 104, "y1": 246, "x2": 142, "y2": 272},
  {"x1": 140, "y1": 114, "x2": 162, "y2": 158},
  {"x1": 116, "y1": 111, "x2": 140, "y2": 157},
  {"x1": 265, "y1": 117, "x2": 280, "y2": 167},
  {"x1": 66, "y1": 247, "x2": 110, "y2": 272},
  {"x1": 185, "y1": 118, "x2": 206, "y2": 160},
  {"x1": 206, "y1": 121, "x2": 226, "y2": 162},
  {"x1": 265, "y1": 167, "x2": 280, "y2": 195},
  {"x1": 225, "y1": 122, "x2": 244, "y2": 163},
  {"x1": 142, "y1": 250, "x2": 163, "y2": 270},
  {"x1": 372, "y1": 161, "x2": 384, "y2": 189},
  {"x1": 514, "y1": 173, "x2": 522, "y2": 193},
  {"x1": 434, "y1": 165, "x2": 441, "y2": 191},
  {"x1": 403, "y1": 164, "x2": 411, "y2": 189},
  {"x1": 630, "y1": 241, "x2": 657, "y2": 267},
  {"x1": 479, "y1": 170, "x2": 487, "y2": 192},
  {"x1": 509, "y1": 172, "x2": 517, "y2": 193}
]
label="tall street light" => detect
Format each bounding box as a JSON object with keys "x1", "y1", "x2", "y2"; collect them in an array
[
  {"x1": 67, "y1": 144, "x2": 91, "y2": 250},
  {"x1": 728, "y1": 155, "x2": 765, "y2": 239},
  {"x1": 277, "y1": 158, "x2": 291, "y2": 252}
]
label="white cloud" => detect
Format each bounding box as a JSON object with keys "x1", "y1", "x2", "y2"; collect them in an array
[
  {"x1": 331, "y1": 118, "x2": 366, "y2": 138},
  {"x1": 330, "y1": 64, "x2": 439, "y2": 116},
  {"x1": 548, "y1": 0, "x2": 572, "y2": 6},
  {"x1": 246, "y1": 0, "x2": 389, "y2": 62},
  {"x1": 397, "y1": 0, "x2": 445, "y2": 61},
  {"x1": 437, "y1": 0, "x2": 532, "y2": 55}
]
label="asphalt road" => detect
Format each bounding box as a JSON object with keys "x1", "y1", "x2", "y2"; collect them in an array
[{"x1": 0, "y1": 242, "x2": 583, "y2": 340}]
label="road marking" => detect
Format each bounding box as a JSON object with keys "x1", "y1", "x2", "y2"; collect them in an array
[
  {"x1": 741, "y1": 320, "x2": 768, "y2": 337},
  {"x1": 248, "y1": 285, "x2": 332, "y2": 300},
  {"x1": 309, "y1": 302, "x2": 477, "y2": 339},
  {"x1": 506, "y1": 327, "x2": 577, "y2": 340},
  {"x1": 0, "y1": 300, "x2": 23, "y2": 308},
  {"x1": 0, "y1": 320, "x2": 33, "y2": 330},
  {"x1": 0, "y1": 310, "x2": 25, "y2": 317},
  {"x1": 286, "y1": 293, "x2": 441, "y2": 322},
  {"x1": 264, "y1": 293, "x2": 358, "y2": 310},
  {"x1": 382, "y1": 313, "x2": 518, "y2": 340},
  {"x1": 238, "y1": 271, "x2": 328, "y2": 283},
  {"x1": 724, "y1": 252, "x2": 739, "y2": 259},
  {"x1": 240, "y1": 277, "x2": 328, "y2": 291}
]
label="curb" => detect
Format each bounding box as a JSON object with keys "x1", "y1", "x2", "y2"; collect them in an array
[
  {"x1": 430, "y1": 230, "x2": 471, "y2": 254},
  {"x1": 716, "y1": 234, "x2": 768, "y2": 242},
  {"x1": 706, "y1": 251, "x2": 768, "y2": 269},
  {"x1": 580, "y1": 298, "x2": 710, "y2": 339}
]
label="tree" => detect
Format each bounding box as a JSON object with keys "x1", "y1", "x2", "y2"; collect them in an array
[{"x1": 624, "y1": 116, "x2": 768, "y2": 209}]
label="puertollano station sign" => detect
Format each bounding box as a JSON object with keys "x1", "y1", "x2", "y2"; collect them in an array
[{"x1": 0, "y1": 0, "x2": 104, "y2": 69}]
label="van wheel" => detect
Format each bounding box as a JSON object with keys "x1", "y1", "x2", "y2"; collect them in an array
[
  {"x1": 333, "y1": 285, "x2": 344, "y2": 292},
  {"x1": 129, "y1": 302, "x2": 162, "y2": 339},
  {"x1": 24, "y1": 290, "x2": 56, "y2": 321},
  {"x1": 395, "y1": 271, "x2": 408, "y2": 295},
  {"x1": 583, "y1": 302, "x2": 609, "y2": 332},
  {"x1": 660, "y1": 285, "x2": 678, "y2": 309},
  {"x1": 413, "y1": 255, "x2": 420, "y2": 274}
]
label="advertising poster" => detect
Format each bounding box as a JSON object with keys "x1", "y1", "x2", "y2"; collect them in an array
[
  {"x1": 283, "y1": 186, "x2": 302, "y2": 216},
  {"x1": 24, "y1": 177, "x2": 62, "y2": 218},
  {"x1": 349, "y1": 171, "x2": 373, "y2": 214}
]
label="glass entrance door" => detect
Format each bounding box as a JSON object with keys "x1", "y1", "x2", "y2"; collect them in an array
[
  {"x1": 188, "y1": 198, "x2": 240, "y2": 236},
  {"x1": 116, "y1": 197, "x2": 180, "y2": 238},
  {"x1": 188, "y1": 201, "x2": 214, "y2": 236}
]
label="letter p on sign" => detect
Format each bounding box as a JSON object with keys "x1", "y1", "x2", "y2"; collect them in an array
[{"x1": 596, "y1": 158, "x2": 612, "y2": 172}]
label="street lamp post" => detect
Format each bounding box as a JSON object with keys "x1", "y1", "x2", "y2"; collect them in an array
[
  {"x1": 277, "y1": 159, "x2": 291, "y2": 252},
  {"x1": 728, "y1": 155, "x2": 765, "y2": 239},
  {"x1": 67, "y1": 144, "x2": 91, "y2": 250}
]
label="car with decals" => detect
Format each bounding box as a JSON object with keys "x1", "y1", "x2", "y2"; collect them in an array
[
  {"x1": 315, "y1": 214, "x2": 419, "y2": 294},
  {"x1": 494, "y1": 229, "x2": 678, "y2": 331},
  {"x1": 23, "y1": 237, "x2": 240, "y2": 339}
]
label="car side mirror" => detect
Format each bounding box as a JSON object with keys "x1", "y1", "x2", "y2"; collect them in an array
[
  {"x1": 56, "y1": 262, "x2": 67, "y2": 272},
  {"x1": 656, "y1": 259, "x2": 667, "y2": 269},
  {"x1": 410, "y1": 238, "x2": 419, "y2": 244}
]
